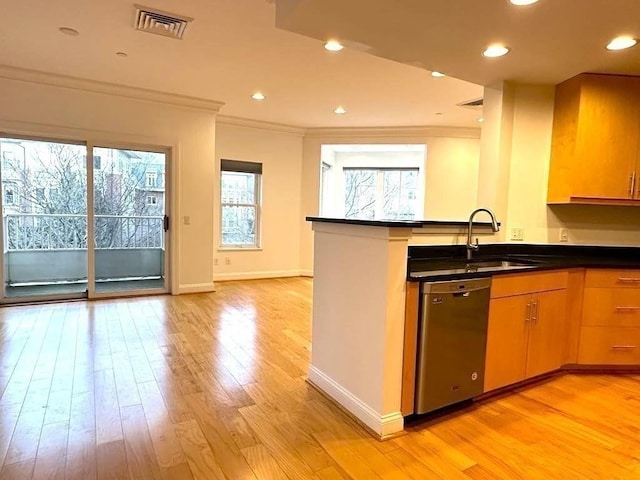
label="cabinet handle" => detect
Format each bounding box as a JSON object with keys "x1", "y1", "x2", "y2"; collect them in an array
[
  {"x1": 630, "y1": 172, "x2": 637, "y2": 198},
  {"x1": 531, "y1": 299, "x2": 538, "y2": 323},
  {"x1": 525, "y1": 301, "x2": 532, "y2": 323},
  {"x1": 611, "y1": 345, "x2": 638, "y2": 350},
  {"x1": 617, "y1": 277, "x2": 640, "y2": 283},
  {"x1": 615, "y1": 306, "x2": 640, "y2": 312}
]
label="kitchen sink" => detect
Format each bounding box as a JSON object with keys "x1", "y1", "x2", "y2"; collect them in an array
[
  {"x1": 465, "y1": 259, "x2": 538, "y2": 269},
  {"x1": 410, "y1": 256, "x2": 543, "y2": 278}
]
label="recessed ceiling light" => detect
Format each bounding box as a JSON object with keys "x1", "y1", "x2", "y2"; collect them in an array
[
  {"x1": 606, "y1": 36, "x2": 638, "y2": 51},
  {"x1": 509, "y1": 0, "x2": 539, "y2": 5},
  {"x1": 324, "y1": 40, "x2": 344, "y2": 52},
  {"x1": 482, "y1": 45, "x2": 511, "y2": 58},
  {"x1": 477, "y1": 117, "x2": 485, "y2": 123},
  {"x1": 116, "y1": 52, "x2": 128, "y2": 57},
  {"x1": 251, "y1": 92, "x2": 266, "y2": 100},
  {"x1": 59, "y1": 27, "x2": 79, "y2": 36},
  {"x1": 334, "y1": 106, "x2": 346, "y2": 114},
  {"x1": 431, "y1": 71, "x2": 445, "y2": 78}
]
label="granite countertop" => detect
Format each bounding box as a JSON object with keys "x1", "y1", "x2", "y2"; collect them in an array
[
  {"x1": 306, "y1": 216, "x2": 499, "y2": 229},
  {"x1": 408, "y1": 244, "x2": 640, "y2": 282}
]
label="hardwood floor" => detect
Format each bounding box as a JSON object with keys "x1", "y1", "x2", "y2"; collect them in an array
[{"x1": 1, "y1": 277, "x2": 640, "y2": 479}]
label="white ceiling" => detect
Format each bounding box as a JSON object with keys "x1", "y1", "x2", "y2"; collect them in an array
[
  {"x1": 2, "y1": 1, "x2": 636, "y2": 130},
  {"x1": 277, "y1": 0, "x2": 640, "y2": 86},
  {"x1": 0, "y1": 0, "x2": 483, "y2": 128}
]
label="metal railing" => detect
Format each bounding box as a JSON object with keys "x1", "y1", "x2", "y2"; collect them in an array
[{"x1": 3, "y1": 213, "x2": 164, "y2": 251}]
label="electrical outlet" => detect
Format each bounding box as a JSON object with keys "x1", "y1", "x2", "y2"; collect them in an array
[
  {"x1": 213, "y1": 258, "x2": 218, "y2": 266},
  {"x1": 510, "y1": 227, "x2": 524, "y2": 241},
  {"x1": 183, "y1": 216, "x2": 191, "y2": 225},
  {"x1": 559, "y1": 228, "x2": 569, "y2": 242},
  {"x1": 225, "y1": 257, "x2": 231, "y2": 265}
]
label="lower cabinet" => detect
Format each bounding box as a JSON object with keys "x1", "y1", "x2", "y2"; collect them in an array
[
  {"x1": 484, "y1": 275, "x2": 567, "y2": 392},
  {"x1": 578, "y1": 269, "x2": 640, "y2": 364}
]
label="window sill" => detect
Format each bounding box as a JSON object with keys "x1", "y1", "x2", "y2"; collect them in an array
[{"x1": 218, "y1": 246, "x2": 263, "y2": 252}]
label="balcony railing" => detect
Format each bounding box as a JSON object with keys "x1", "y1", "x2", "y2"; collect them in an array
[
  {"x1": 3, "y1": 213, "x2": 165, "y2": 285},
  {"x1": 3, "y1": 213, "x2": 164, "y2": 251}
]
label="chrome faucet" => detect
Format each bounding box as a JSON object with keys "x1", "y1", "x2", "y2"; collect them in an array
[{"x1": 466, "y1": 208, "x2": 500, "y2": 260}]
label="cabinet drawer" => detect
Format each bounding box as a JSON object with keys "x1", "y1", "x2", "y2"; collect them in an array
[
  {"x1": 584, "y1": 269, "x2": 640, "y2": 288},
  {"x1": 578, "y1": 327, "x2": 640, "y2": 364},
  {"x1": 490, "y1": 270, "x2": 568, "y2": 299},
  {"x1": 582, "y1": 288, "x2": 640, "y2": 326}
]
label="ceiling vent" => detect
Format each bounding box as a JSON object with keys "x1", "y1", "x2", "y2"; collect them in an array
[
  {"x1": 457, "y1": 98, "x2": 484, "y2": 110},
  {"x1": 134, "y1": 5, "x2": 193, "y2": 40}
]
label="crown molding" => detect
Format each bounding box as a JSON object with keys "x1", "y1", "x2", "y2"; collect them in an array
[
  {"x1": 304, "y1": 125, "x2": 481, "y2": 139},
  {"x1": 0, "y1": 65, "x2": 225, "y2": 113},
  {"x1": 217, "y1": 115, "x2": 305, "y2": 136}
]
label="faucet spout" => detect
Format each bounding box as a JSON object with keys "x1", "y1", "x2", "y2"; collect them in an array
[{"x1": 466, "y1": 208, "x2": 500, "y2": 260}]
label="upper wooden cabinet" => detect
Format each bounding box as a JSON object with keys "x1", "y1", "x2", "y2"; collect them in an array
[{"x1": 547, "y1": 73, "x2": 640, "y2": 205}]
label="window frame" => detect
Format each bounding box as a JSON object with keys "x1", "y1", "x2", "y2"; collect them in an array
[{"x1": 219, "y1": 159, "x2": 262, "y2": 250}]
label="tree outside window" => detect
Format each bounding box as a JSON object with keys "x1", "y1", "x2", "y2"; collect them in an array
[{"x1": 319, "y1": 144, "x2": 425, "y2": 220}]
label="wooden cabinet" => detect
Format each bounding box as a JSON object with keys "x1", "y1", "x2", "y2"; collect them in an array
[
  {"x1": 484, "y1": 272, "x2": 568, "y2": 392},
  {"x1": 578, "y1": 269, "x2": 640, "y2": 364},
  {"x1": 548, "y1": 73, "x2": 640, "y2": 205},
  {"x1": 401, "y1": 281, "x2": 420, "y2": 416}
]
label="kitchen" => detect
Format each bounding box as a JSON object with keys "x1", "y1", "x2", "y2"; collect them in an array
[{"x1": 1, "y1": 0, "x2": 640, "y2": 478}]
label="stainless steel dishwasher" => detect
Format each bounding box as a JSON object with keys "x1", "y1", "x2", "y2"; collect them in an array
[{"x1": 414, "y1": 277, "x2": 491, "y2": 414}]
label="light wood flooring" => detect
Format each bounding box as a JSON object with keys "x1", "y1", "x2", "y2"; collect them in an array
[{"x1": 1, "y1": 277, "x2": 640, "y2": 479}]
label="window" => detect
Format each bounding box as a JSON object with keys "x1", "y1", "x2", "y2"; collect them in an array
[
  {"x1": 343, "y1": 168, "x2": 419, "y2": 220},
  {"x1": 3, "y1": 183, "x2": 17, "y2": 206},
  {"x1": 146, "y1": 195, "x2": 157, "y2": 205},
  {"x1": 146, "y1": 172, "x2": 157, "y2": 188},
  {"x1": 220, "y1": 159, "x2": 262, "y2": 248},
  {"x1": 36, "y1": 187, "x2": 46, "y2": 204},
  {"x1": 319, "y1": 144, "x2": 425, "y2": 220}
]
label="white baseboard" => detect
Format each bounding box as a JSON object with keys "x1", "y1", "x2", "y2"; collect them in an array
[
  {"x1": 178, "y1": 282, "x2": 216, "y2": 294},
  {"x1": 213, "y1": 269, "x2": 303, "y2": 281},
  {"x1": 308, "y1": 365, "x2": 404, "y2": 437},
  {"x1": 299, "y1": 269, "x2": 314, "y2": 277}
]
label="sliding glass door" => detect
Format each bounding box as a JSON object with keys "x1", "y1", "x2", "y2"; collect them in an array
[
  {"x1": 0, "y1": 137, "x2": 88, "y2": 301},
  {"x1": 91, "y1": 146, "x2": 168, "y2": 295},
  {"x1": 0, "y1": 136, "x2": 169, "y2": 303}
]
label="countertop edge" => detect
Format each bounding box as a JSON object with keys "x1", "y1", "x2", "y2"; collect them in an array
[{"x1": 306, "y1": 216, "x2": 499, "y2": 228}]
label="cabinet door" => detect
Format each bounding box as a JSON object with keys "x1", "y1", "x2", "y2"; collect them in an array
[
  {"x1": 484, "y1": 295, "x2": 529, "y2": 392},
  {"x1": 572, "y1": 75, "x2": 640, "y2": 200},
  {"x1": 525, "y1": 289, "x2": 567, "y2": 378}
]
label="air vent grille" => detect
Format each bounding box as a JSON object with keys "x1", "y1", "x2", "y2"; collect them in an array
[
  {"x1": 458, "y1": 98, "x2": 484, "y2": 110},
  {"x1": 134, "y1": 5, "x2": 193, "y2": 40}
]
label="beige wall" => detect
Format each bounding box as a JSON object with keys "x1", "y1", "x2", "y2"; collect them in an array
[
  {"x1": 483, "y1": 82, "x2": 640, "y2": 247},
  {"x1": 301, "y1": 128, "x2": 482, "y2": 271},
  {"x1": 214, "y1": 121, "x2": 304, "y2": 280},
  {"x1": 0, "y1": 76, "x2": 218, "y2": 293}
]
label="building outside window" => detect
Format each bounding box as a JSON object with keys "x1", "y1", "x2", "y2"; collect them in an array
[
  {"x1": 220, "y1": 159, "x2": 262, "y2": 248},
  {"x1": 146, "y1": 195, "x2": 157, "y2": 205}
]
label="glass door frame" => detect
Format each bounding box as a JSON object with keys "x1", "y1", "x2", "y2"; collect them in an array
[
  {"x1": 0, "y1": 133, "x2": 89, "y2": 304},
  {"x1": 86, "y1": 141, "x2": 171, "y2": 299},
  {"x1": 0, "y1": 134, "x2": 171, "y2": 304}
]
